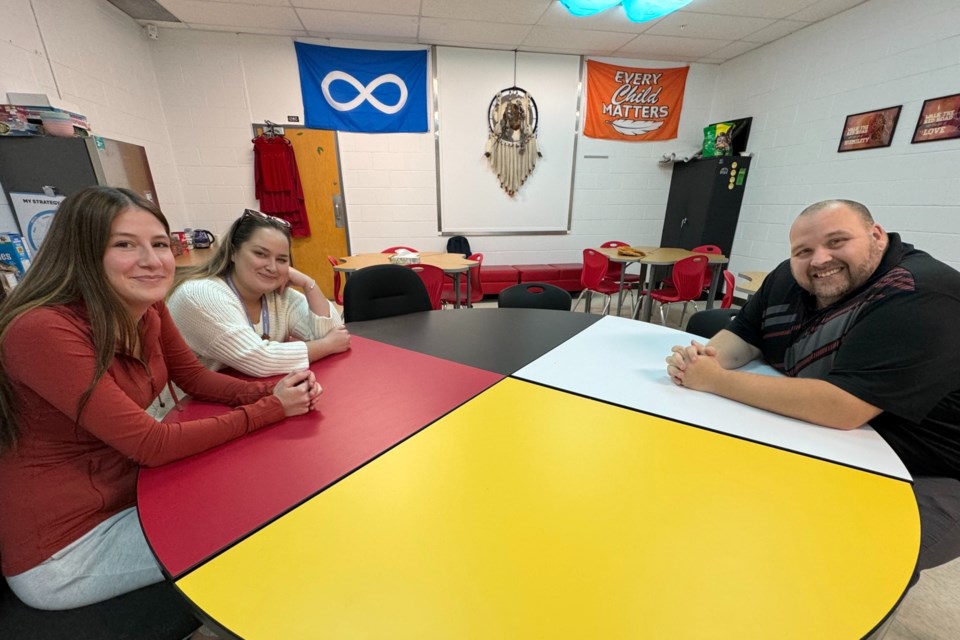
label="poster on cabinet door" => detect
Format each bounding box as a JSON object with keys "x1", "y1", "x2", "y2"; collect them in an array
[
  {"x1": 583, "y1": 60, "x2": 688, "y2": 141},
  {"x1": 9, "y1": 192, "x2": 65, "y2": 255}
]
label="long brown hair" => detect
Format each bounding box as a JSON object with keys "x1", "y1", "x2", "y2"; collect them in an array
[
  {"x1": 172, "y1": 209, "x2": 292, "y2": 288},
  {"x1": 0, "y1": 186, "x2": 170, "y2": 452}
]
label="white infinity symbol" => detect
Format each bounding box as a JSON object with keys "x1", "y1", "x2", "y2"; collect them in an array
[{"x1": 320, "y1": 71, "x2": 408, "y2": 114}]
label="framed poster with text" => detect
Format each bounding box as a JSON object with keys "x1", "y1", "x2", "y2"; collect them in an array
[
  {"x1": 9, "y1": 192, "x2": 65, "y2": 255},
  {"x1": 912, "y1": 93, "x2": 960, "y2": 143},
  {"x1": 837, "y1": 106, "x2": 901, "y2": 152}
]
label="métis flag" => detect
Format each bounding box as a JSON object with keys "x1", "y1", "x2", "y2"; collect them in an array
[{"x1": 295, "y1": 43, "x2": 428, "y2": 133}]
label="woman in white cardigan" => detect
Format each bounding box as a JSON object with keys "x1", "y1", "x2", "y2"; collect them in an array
[{"x1": 168, "y1": 209, "x2": 350, "y2": 377}]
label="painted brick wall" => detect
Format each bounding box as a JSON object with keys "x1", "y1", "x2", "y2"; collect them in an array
[
  {"x1": 4, "y1": 0, "x2": 959, "y2": 275},
  {"x1": 335, "y1": 57, "x2": 719, "y2": 266},
  {"x1": 0, "y1": 0, "x2": 183, "y2": 230},
  {"x1": 710, "y1": 0, "x2": 960, "y2": 274},
  {"x1": 146, "y1": 30, "x2": 721, "y2": 265}
]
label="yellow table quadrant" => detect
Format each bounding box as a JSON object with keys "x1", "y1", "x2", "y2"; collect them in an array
[{"x1": 177, "y1": 378, "x2": 919, "y2": 640}]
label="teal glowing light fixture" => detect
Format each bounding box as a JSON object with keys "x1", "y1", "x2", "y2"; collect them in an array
[{"x1": 559, "y1": 0, "x2": 692, "y2": 22}]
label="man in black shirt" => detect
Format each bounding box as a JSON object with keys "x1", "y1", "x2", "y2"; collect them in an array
[{"x1": 665, "y1": 199, "x2": 960, "y2": 580}]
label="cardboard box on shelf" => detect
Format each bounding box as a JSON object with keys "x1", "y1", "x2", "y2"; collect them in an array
[{"x1": 0, "y1": 233, "x2": 32, "y2": 275}]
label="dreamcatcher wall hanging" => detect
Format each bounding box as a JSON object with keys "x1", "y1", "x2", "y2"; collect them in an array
[{"x1": 484, "y1": 53, "x2": 541, "y2": 197}]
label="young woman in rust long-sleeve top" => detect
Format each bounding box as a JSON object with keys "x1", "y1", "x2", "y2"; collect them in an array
[{"x1": 0, "y1": 187, "x2": 322, "y2": 616}]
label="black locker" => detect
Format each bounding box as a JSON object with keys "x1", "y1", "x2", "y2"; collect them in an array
[
  {"x1": 0, "y1": 136, "x2": 157, "y2": 204},
  {"x1": 659, "y1": 156, "x2": 750, "y2": 256},
  {"x1": 0, "y1": 136, "x2": 158, "y2": 252}
]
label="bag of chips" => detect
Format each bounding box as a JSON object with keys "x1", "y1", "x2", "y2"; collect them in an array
[{"x1": 702, "y1": 122, "x2": 734, "y2": 158}]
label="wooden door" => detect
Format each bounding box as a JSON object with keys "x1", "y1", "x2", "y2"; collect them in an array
[{"x1": 254, "y1": 126, "x2": 348, "y2": 300}]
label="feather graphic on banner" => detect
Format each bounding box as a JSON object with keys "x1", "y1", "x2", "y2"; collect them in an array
[{"x1": 608, "y1": 119, "x2": 665, "y2": 136}]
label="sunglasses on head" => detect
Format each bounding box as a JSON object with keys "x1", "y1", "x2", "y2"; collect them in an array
[{"x1": 241, "y1": 209, "x2": 291, "y2": 228}]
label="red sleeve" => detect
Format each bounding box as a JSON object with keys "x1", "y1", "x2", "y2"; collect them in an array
[{"x1": 4, "y1": 307, "x2": 285, "y2": 468}]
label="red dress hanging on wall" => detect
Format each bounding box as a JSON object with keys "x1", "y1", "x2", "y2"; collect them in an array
[{"x1": 253, "y1": 135, "x2": 311, "y2": 237}]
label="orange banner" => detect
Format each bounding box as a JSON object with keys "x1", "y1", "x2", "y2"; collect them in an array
[{"x1": 583, "y1": 60, "x2": 688, "y2": 141}]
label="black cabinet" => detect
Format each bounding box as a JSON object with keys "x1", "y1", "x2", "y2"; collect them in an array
[
  {"x1": 0, "y1": 137, "x2": 157, "y2": 202},
  {"x1": 659, "y1": 156, "x2": 750, "y2": 256}
]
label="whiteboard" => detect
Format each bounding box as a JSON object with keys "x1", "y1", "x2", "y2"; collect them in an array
[{"x1": 436, "y1": 48, "x2": 581, "y2": 234}]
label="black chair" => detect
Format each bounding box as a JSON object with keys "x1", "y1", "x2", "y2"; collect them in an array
[
  {"x1": 685, "y1": 308, "x2": 739, "y2": 339},
  {"x1": 343, "y1": 264, "x2": 433, "y2": 323},
  {"x1": 498, "y1": 282, "x2": 572, "y2": 312},
  {"x1": 0, "y1": 571, "x2": 198, "y2": 640},
  {"x1": 445, "y1": 235, "x2": 471, "y2": 257}
]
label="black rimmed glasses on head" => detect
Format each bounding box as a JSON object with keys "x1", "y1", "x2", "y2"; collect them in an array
[{"x1": 241, "y1": 208, "x2": 291, "y2": 228}]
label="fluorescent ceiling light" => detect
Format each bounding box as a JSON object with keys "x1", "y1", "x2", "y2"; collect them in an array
[{"x1": 559, "y1": 0, "x2": 692, "y2": 22}]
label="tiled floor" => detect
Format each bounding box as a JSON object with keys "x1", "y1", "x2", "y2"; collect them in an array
[{"x1": 885, "y1": 557, "x2": 960, "y2": 639}]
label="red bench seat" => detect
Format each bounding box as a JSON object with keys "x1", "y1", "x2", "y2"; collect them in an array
[
  {"x1": 480, "y1": 265, "x2": 520, "y2": 295},
  {"x1": 479, "y1": 263, "x2": 583, "y2": 297}
]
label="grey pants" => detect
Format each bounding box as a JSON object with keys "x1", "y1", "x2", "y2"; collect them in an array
[
  {"x1": 912, "y1": 476, "x2": 960, "y2": 585},
  {"x1": 5, "y1": 507, "x2": 164, "y2": 610}
]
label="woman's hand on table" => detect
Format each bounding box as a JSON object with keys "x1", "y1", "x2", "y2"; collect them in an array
[
  {"x1": 322, "y1": 326, "x2": 351, "y2": 354},
  {"x1": 273, "y1": 370, "x2": 323, "y2": 416}
]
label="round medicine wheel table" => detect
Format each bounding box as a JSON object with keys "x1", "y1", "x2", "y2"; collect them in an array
[{"x1": 138, "y1": 310, "x2": 918, "y2": 639}]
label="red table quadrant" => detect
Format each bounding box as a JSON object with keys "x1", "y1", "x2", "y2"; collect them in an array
[{"x1": 138, "y1": 336, "x2": 503, "y2": 577}]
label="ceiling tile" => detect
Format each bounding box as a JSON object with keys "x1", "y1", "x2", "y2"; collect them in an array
[
  {"x1": 741, "y1": 19, "x2": 810, "y2": 44},
  {"x1": 421, "y1": 0, "x2": 551, "y2": 25},
  {"x1": 292, "y1": 0, "x2": 421, "y2": 15},
  {"x1": 142, "y1": 0, "x2": 878, "y2": 61},
  {"x1": 787, "y1": 0, "x2": 869, "y2": 22},
  {"x1": 523, "y1": 26, "x2": 636, "y2": 51},
  {"x1": 677, "y1": 0, "x2": 821, "y2": 19},
  {"x1": 188, "y1": 0, "x2": 288, "y2": 6},
  {"x1": 419, "y1": 18, "x2": 531, "y2": 46},
  {"x1": 297, "y1": 8, "x2": 419, "y2": 38},
  {"x1": 703, "y1": 39, "x2": 764, "y2": 61},
  {"x1": 646, "y1": 11, "x2": 775, "y2": 40},
  {"x1": 187, "y1": 22, "x2": 306, "y2": 36},
  {"x1": 161, "y1": 0, "x2": 303, "y2": 29},
  {"x1": 616, "y1": 34, "x2": 729, "y2": 58}
]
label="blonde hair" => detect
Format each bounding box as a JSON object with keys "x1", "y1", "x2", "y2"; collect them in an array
[{"x1": 172, "y1": 210, "x2": 292, "y2": 289}]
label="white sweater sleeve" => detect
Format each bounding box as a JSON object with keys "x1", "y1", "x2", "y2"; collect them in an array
[
  {"x1": 167, "y1": 279, "x2": 310, "y2": 377},
  {"x1": 282, "y1": 288, "x2": 343, "y2": 341}
]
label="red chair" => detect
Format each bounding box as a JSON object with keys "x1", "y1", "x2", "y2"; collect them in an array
[
  {"x1": 326, "y1": 255, "x2": 344, "y2": 306},
  {"x1": 381, "y1": 246, "x2": 418, "y2": 254},
  {"x1": 440, "y1": 253, "x2": 483, "y2": 307},
  {"x1": 407, "y1": 263, "x2": 445, "y2": 310},
  {"x1": 661, "y1": 244, "x2": 722, "y2": 292},
  {"x1": 600, "y1": 240, "x2": 642, "y2": 307},
  {"x1": 645, "y1": 254, "x2": 708, "y2": 326},
  {"x1": 573, "y1": 248, "x2": 622, "y2": 315},
  {"x1": 720, "y1": 269, "x2": 736, "y2": 309}
]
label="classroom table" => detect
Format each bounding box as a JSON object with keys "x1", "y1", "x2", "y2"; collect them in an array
[
  {"x1": 139, "y1": 310, "x2": 918, "y2": 640},
  {"x1": 631, "y1": 248, "x2": 730, "y2": 322},
  {"x1": 736, "y1": 270, "x2": 769, "y2": 298},
  {"x1": 334, "y1": 252, "x2": 478, "y2": 308},
  {"x1": 595, "y1": 246, "x2": 658, "y2": 315}
]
